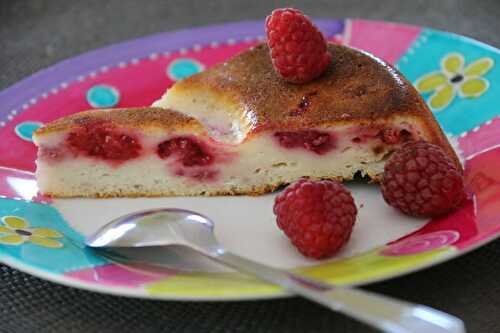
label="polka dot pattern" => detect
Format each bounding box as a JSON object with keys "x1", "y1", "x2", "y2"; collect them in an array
[
  {"x1": 14, "y1": 122, "x2": 43, "y2": 142},
  {"x1": 86, "y1": 84, "x2": 120, "y2": 108},
  {"x1": 167, "y1": 58, "x2": 204, "y2": 81}
]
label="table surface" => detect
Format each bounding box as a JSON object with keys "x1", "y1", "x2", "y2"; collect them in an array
[{"x1": 1, "y1": 1, "x2": 500, "y2": 332}]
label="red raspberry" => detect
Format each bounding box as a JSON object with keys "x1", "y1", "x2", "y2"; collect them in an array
[
  {"x1": 66, "y1": 121, "x2": 141, "y2": 161},
  {"x1": 157, "y1": 136, "x2": 213, "y2": 167},
  {"x1": 380, "y1": 128, "x2": 400, "y2": 144},
  {"x1": 381, "y1": 141, "x2": 466, "y2": 217},
  {"x1": 265, "y1": 8, "x2": 331, "y2": 83},
  {"x1": 273, "y1": 179, "x2": 357, "y2": 259}
]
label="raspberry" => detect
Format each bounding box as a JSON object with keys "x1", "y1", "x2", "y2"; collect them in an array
[
  {"x1": 274, "y1": 130, "x2": 336, "y2": 155},
  {"x1": 157, "y1": 136, "x2": 213, "y2": 167},
  {"x1": 266, "y1": 8, "x2": 331, "y2": 83},
  {"x1": 380, "y1": 128, "x2": 400, "y2": 144},
  {"x1": 66, "y1": 122, "x2": 141, "y2": 161},
  {"x1": 381, "y1": 141, "x2": 466, "y2": 217},
  {"x1": 380, "y1": 128, "x2": 413, "y2": 144},
  {"x1": 273, "y1": 179, "x2": 357, "y2": 259}
]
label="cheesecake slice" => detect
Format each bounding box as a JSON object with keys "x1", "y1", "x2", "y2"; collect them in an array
[{"x1": 33, "y1": 43, "x2": 460, "y2": 197}]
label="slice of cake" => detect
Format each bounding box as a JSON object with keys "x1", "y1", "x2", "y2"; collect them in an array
[{"x1": 33, "y1": 43, "x2": 460, "y2": 197}]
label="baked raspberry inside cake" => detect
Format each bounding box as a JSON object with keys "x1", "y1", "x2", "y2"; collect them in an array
[{"x1": 33, "y1": 43, "x2": 460, "y2": 197}]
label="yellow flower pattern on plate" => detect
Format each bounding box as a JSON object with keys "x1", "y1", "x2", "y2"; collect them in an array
[
  {"x1": 0, "y1": 216, "x2": 64, "y2": 248},
  {"x1": 415, "y1": 52, "x2": 494, "y2": 111}
]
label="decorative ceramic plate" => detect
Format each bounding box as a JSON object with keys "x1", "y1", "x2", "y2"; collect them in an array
[{"x1": 1, "y1": 19, "x2": 499, "y2": 300}]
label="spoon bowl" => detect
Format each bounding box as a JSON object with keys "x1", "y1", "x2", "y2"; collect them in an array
[{"x1": 86, "y1": 208, "x2": 218, "y2": 251}]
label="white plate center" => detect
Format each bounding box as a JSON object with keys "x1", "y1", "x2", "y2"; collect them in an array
[{"x1": 52, "y1": 183, "x2": 427, "y2": 271}]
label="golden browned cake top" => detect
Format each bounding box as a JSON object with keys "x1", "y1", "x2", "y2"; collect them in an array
[
  {"x1": 175, "y1": 43, "x2": 430, "y2": 131},
  {"x1": 35, "y1": 107, "x2": 204, "y2": 136}
]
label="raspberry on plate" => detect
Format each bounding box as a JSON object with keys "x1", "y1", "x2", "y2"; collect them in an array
[
  {"x1": 381, "y1": 141, "x2": 466, "y2": 217},
  {"x1": 273, "y1": 179, "x2": 357, "y2": 259},
  {"x1": 265, "y1": 8, "x2": 331, "y2": 84}
]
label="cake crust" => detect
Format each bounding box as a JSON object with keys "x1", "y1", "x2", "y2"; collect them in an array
[
  {"x1": 34, "y1": 107, "x2": 205, "y2": 136},
  {"x1": 40, "y1": 173, "x2": 378, "y2": 198},
  {"x1": 171, "y1": 44, "x2": 424, "y2": 129}
]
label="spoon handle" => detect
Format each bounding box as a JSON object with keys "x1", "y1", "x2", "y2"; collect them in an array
[{"x1": 207, "y1": 250, "x2": 465, "y2": 333}]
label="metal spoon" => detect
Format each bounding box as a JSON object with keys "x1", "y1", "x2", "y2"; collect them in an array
[{"x1": 86, "y1": 208, "x2": 465, "y2": 333}]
